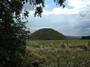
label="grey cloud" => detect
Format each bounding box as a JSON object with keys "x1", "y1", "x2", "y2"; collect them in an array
[
  {"x1": 27, "y1": 14, "x2": 90, "y2": 36},
  {"x1": 74, "y1": 21, "x2": 90, "y2": 36}
]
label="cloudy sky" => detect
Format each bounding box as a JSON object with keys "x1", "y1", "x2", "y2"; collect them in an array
[{"x1": 25, "y1": 0, "x2": 90, "y2": 36}]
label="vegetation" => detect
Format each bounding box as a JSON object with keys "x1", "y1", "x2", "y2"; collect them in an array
[
  {"x1": 82, "y1": 36, "x2": 90, "y2": 39},
  {"x1": 25, "y1": 40, "x2": 90, "y2": 67},
  {"x1": 27, "y1": 40, "x2": 90, "y2": 49},
  {"x1": 0, "y1": 0, "x2": 65, "y2": 67},
  {"x1": 1, "y1": 0, "x2": 90, "y2": 67},
  {"x1": 30, "y1": 28, "x2": 65, "y2": 40}
]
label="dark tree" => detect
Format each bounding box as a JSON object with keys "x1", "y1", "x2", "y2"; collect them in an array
[
  {"x1": 0, "y1": 0, "x2": 65, "y2": 67},
  {"x1": 82, "y1": 36, "x2": 90, "y2": 39},
  {"x1": 0, "y1": 0, "x2": 28, "y2": 67}
]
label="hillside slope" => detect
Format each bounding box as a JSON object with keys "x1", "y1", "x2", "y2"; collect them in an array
[{"x1": 30, "y1": 28, "x2": 66, "y2": 40}]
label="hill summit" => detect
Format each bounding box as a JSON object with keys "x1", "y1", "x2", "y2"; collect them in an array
[{"x1": 30, "y1": 28, "x2": 66, "y2": 40}]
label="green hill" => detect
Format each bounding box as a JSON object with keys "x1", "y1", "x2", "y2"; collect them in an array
[{"x1": 30, "y1": 28, "x2": 66, "y2": 40}]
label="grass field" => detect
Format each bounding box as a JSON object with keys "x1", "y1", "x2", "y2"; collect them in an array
[
  {"x1": 27, "y1": 40, "x2": 90, "y2": 49},
  {"x1": 25, "y1": 40, "x2": 90, "y2": 67}
]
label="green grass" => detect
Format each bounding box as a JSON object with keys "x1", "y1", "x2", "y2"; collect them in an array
[
  {"x1": 25, "y1": 40, "x2": 90, "y2": 67},
  {"x1": 27, "y1": 40, "x2": 90, "y2": 48}
]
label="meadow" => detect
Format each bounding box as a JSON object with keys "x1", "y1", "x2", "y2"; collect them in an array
[
  {"x1": 25, "y1": 40, "x2": 90, "y2": 67},
  {"x1": 27, "y1": 40, "x2": 90, "y2": 49}
]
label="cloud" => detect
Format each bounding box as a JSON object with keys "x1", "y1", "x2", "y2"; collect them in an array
[
  {"x1": 69, "y1": 0, "x2": 83, "y2": 8},
  {"x1": 44, "y1": 0, "x2": 90, "y2": 15},
  {"x1": 42, "y1": 8, "x2": 80, "y2": 15},
  {"x1": 68, "y1": 0, "x2": 90, "y2": 8},
  {"x1": 26, "y1": 0, "x2": 90, "y2": 36},
  {"x1": 74, "y1": 21, "x2": 90, "y2": 35},
  {"x1": 24, "y1": 0, "x2": 90, "y2": 16},
  {"x1": 79, "y1": 4, "x2": 90, "y2": 17},
  {"x1": 28, "y1": 0, "x2": 90, "y2": 16},
  {"x1": 29, "y1": 7, "x2": 80, "y2": 16},
  {"x1": 27, "y1": 12, "x2": 90, "y2": 36},
  {"x1": 69, "y1": 0, "x2": 90, "y2": 18}
]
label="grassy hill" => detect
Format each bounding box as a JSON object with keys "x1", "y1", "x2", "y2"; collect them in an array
[{"x1": 30, "y1": 28, "x2": 66, "y2": 40}]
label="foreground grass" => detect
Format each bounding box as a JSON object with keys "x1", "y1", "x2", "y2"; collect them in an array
[{"x1": 25, "y1": 40, "x2": 90, "y2": 67}]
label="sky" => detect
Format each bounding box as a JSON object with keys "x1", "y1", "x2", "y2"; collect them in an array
[{"x1": 24, "y1": 0, "x2": 90, "y2": 36}]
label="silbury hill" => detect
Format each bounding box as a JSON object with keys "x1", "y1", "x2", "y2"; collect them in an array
[{"x1": 30, "y1": 28, "x2": 66, "y2": 40}]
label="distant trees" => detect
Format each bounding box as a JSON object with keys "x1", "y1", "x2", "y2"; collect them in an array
[
  {"x1": 0, "y1": 0, "x2": 65, "y2": 67},
  {"x1": 82, "y1": 36, "x2": 90, "y2": 39}
]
